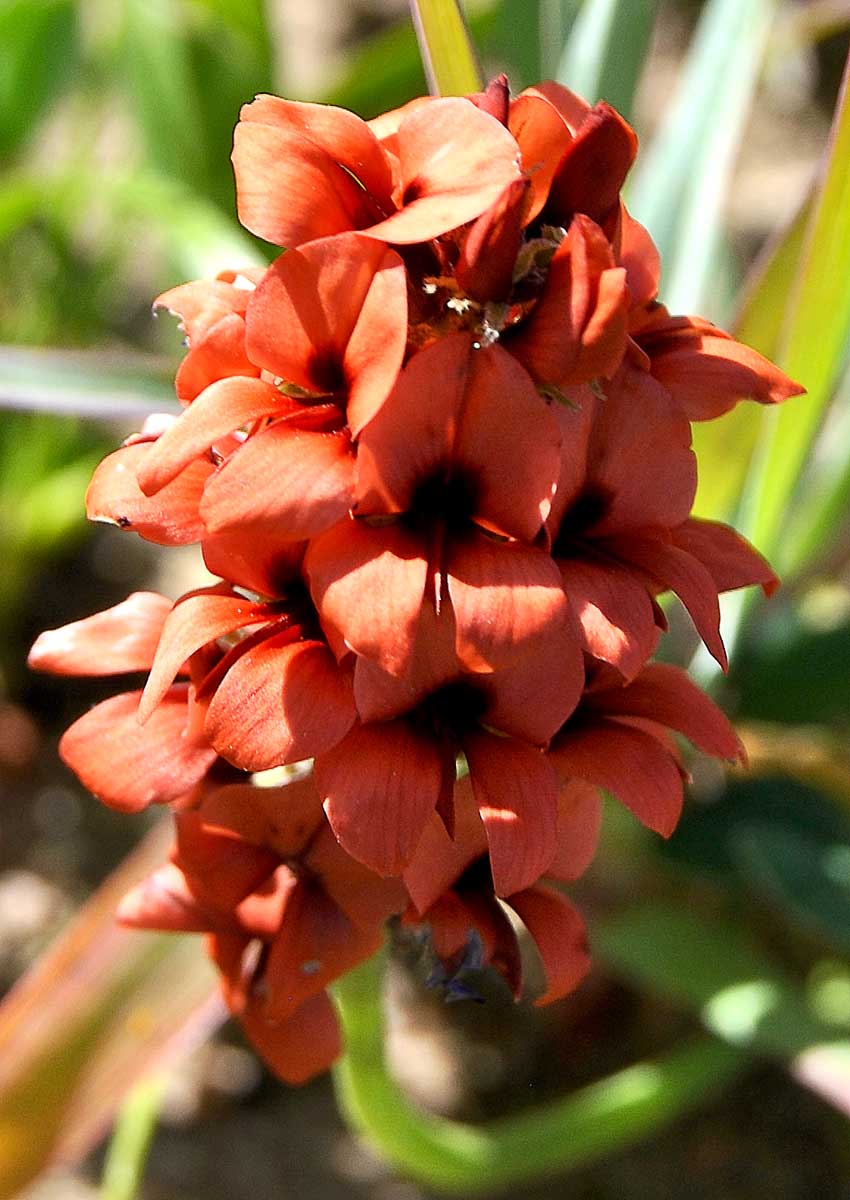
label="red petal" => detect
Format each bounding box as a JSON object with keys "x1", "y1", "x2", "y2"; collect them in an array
[
  {"x1": 558, "y1": 553, "x2": 658, "y2": 679},
  {"x1": 306, "y1": 520, "x2": 428, "y2": 676},
  {"x1": 174, "y1": 313, "x2": 258, "y2": 404},
  {"x1": 508, "y1": 215, "x2": 629, "y2": 388},
  {"x1": 261, "y1": 879, "x2": 383, "y2": 1021},
  {"x1": 509, "y1": 885, "x2": 590, "y2": 1004},
  {"x1": 28, "y1": 592, "x2": 171, "y2": 676},
  {"x1": 201, "y1": 425, "x2": 353, "y2": 540},
  {"x1": 201, "y1": 529, "x2": 305, "y2": 598},
  {"x1": 455, "y1": 179, "x2": 528, "y2": 302},
  {"x1": 155, "y1": 278, "x2": 251, "y2": 343},
  {"x1": 586, "y1": 662, "x2": 744, "y2": 761},
  {"x1": 639, "y1": 314, "x2": 804, "y2": 420},
  {"x1": 671, "y1": 517, "x2": 778, "y2": 597},
  {"x1": 136, "y1": 378, "x2": 294, "y2": 496},
  {"x1": 447, "y1": 533, "x2": 570, "y2": 672},
  {"x1": 307, "y1": 825, "x2": 406, "y2": 929},
  {"x1": 241, "y1": 990, "x2": 341, "y2": 1084},
  {"x1": 199, "y1": 776, "x2": 324, "y2": 856},
  {"x1": 604, "y1": 534, "x2": 727, "y2": 669},
  {"x1": 233, "y1": 97, "x2": 391, "y2": 247},
  {"x1": 59, "y1": 686, "x2": 216, "y2": 812},
  {"x1": 464, "y1": 731, "x2": 559, "y2": 897},
  {"x1": 583, "y1": 364, "x2": 696, "y2": 535},
  {"x1": 403, "y1": 780, "x2": 488, "y2": 914},
  {"x1": 619, "y1": 207, "x2": 660, "y2": 308},
  {"x1": 352, "y1": 602, "x2": 458, "y2": 722},
  {"x1": 117, "y1": 864, "x2": 217, "y2": 932},
  {"x1": 363, "y1": 98, "x2": 522, "y2": 244},
  {"x1": 315, "y1": 721, "x2": 441, "y2": 876},
  {"x1": 550, "y1": 716, "x2": 683, "y2": 836},
  {"x1": 139, "y1": 586, "x2": 275, "y2": 722},
  {"x1": 547, "y1": 102, "x2": 637, "y2": 226},
  {"x1": 205, "y1": 636, "x2": 356, "y2": 771},
  {"x1": 86, "y1": 443, "x2": 210, "y2": 545},
  {"x1": 547, "y1": 780, "x2": 603, "y2": 882},
  {"x1": 245, "y1": 234, "x2": 407, "y2": 436},
  {"x1": 508, "y1": 92, "x2": 574, "y2": 225}
]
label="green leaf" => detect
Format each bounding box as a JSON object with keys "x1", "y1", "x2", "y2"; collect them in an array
[
  {"x1": 100, "y1": 1076, "x2": 165, "y2": 1200},
  {"x1": 409, "y1": 0, "x2": 484, "y2": 95},
  {"x1": 333, "y1": 955, "x2": 745, "y2": 1195},
  {"x1": 555, "y1": 0, "x2": 658, "y2": 121},
  {"x1": 740, "y1": 51, "x2": 850, "y2": 572},
  {"x1": 627, "y1": 0, "x2": 775, "y2": 316},
  {"x1": 733, "y1": 823, "x2": 850, "y2": 958},
  {"x1": 596, "y1": 903, "x2": 843, "y2": 1059},
  {"x1": 0, "y1": 0, "x2": 78, "y2": 161}
]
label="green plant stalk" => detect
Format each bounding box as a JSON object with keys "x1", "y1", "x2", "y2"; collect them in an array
[
  {"x1": 409, "y1": 0, "x2": 484, "y2": 95},
  {"x1": 100, "y1": 1076, "x2": 165, "y2": 1200},
  {"x1": 332, "y1": 956, "x2": 746, "y2": 1195}
]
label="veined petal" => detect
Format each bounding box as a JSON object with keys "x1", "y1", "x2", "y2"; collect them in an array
[
  {"x1": 585, "y1": 662, "x2": 744, "y2": 761},
  {"x1": 174, "y1": 313, "x2": 258, "y2": 404},
  {"x1": 242, "y1": 991, "x2": 341, "y2": 1085},
  {"x1": 447, "y1": 533, "x2": 570, "y2": 672},
  {"x1": 59, "y1": 686, "x2": 216, "y2": 812},
  {"x1": 509, "y1": 885, "x2": 590, "y2": 1005},
  {"x1": 402, "y1": 791, "x2": 487, "y2": 916},
  {"x1": 262, "y1": 879, "x2": 383, "y2": 1022},
  {"x1": 205, "y1": 636, "x2": 356, "y2": 771},
  {"x1": 546, "y1": 101, "x2": 637, "y2": 226},
  {"x1": 199, "y1": 776, "x2": 324, "y2": 857},
  {"x1": 619, "y1": 207, "x2": 660, "y2": 308},
  {"x1": 28, "y1": 592, "x2": 171, "y2": 676},
  {"x1": 363, "y1": 98, "x2": 522, "y2": 244},
  {"x1": 671, "y1": 518, "x2": 778, "y2": 597},
  {"x1": 201, "y1": 425, "x2": 354, "y2": 540},
  {"x1": 201, "y1": 529, "x2": 306, "y2": 599},
  {"x1": 547, "y1": 780, "x2": 603, "y2": 882},
  {"x1": 139, "y1": 586, "x2": 276, "y2": 722},
  {"x1": 137, "y1": 378, "x2": 296, "y2": 496},
  {"x1": 550, "y1": 716, "x2": 683, "y2": 837},
  {"x1": 316, "y1": 720, "x2": 441, "y2": 876},
  {"x1": 117, "y1": 864, "x2": 218, "y2": 933},
  {"x1": 558, "y1": 553, "x2": 658, "y2": 679},
  {"x1": 464, "y1": 731, "x2": 559, "y2": 897},
  {"x1": 306, "y1": 520, "x2": 428, "y2": 677},
  {"x1": 232, "y1": 118, "x2": 385, "y2": 248},
  {"x1": 638, "y1": 312, "x2": 804, "y2": 419},
  {"x1": 86, "y1": 444, "x2": 210, "y2": 546},
  {"x1": 307, "y1": 825, "x2": 406, "y2": 929},
  {"x1": 455, "y1": 179, "x2": 528, "y2": 302},
  {"x1": 508, "y1": 92, "x2": 574, "y2": 225},
  {"x1": 604, "y1": 534, "x2": 727, "y2": 669},
  {"x1": 155, "y1": 278, "x2": 251, "y2": 344}
]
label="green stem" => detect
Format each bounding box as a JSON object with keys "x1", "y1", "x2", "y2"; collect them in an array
[
  {"x1": 409, "y1": 0, "x2": 484, "y2": 95},
  {"x1": 100, "y1": 1075, "x2": 165, "y2": 1200},
  {"x1": 332, "y1": 956, "x2": 748, "y2": 1195}
]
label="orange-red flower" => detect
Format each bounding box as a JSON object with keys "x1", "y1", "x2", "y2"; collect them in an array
[{"x1": 119, "y1": 774, "x2": 404, "y2": 1082}]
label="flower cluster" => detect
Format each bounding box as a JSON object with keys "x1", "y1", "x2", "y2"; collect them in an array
[{"x1": 30, "y1": 77, "x2": 801, "y2": 1082}]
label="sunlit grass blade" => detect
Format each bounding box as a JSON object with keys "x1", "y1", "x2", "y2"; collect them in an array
[
  {"x1": 555, "y1": 0, "x2": 658, "y2": 121},
  {"x1": 692, "y1": 196, "x2": 813, "y2": 521},
  {"x1": 100, "y1": 1075, "x2": 165, "y2": 1200},
  {"x1": 409, "y1": 0, "x2": 484, "y2": 95},
  {"x1": 0, "y1": 346, "x2": 176, "y2": 419},
  {"x1": 0, "y1": 822, "x2": 222, "y2": 1196},
  {"x1": 332, "y1": 955, "x2": 745, "y2": 1194},
  {"x1": 628, "y1": 0, "x2": 775, "y2": 316},
  {"x1": 740, "y1": 50, "x2": 850, "y2": 573}
]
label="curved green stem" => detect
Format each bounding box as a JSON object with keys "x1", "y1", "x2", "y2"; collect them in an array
[{"x1": 332, "y1": 956, "x2": 748, "y2": 1195}]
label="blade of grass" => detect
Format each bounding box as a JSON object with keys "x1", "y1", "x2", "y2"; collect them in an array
[
  {"x1": 100, "y1": 1075, "x2": 165, "y2": 1200},
  {"x1": 739, "y1": 49, "x2": 850, "y2": 572},
  {"x1": 409, "y1": 0, "x2": 484, "y2": 95},
  {"x1": 627, "y1": 0, "x2": 775, "y2": 316},
  {"x1": 555, "y1": 0, "x2": 658, "y2": 121}
]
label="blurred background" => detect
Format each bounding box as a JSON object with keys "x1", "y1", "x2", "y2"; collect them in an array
[{"x1": 3, "y1": 1, "x2": 850, "y2": 1197}]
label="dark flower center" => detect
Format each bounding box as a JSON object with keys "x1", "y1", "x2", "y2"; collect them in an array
[
  {"x1": 416, "y1": 679, "x2": 488, "y2": 740},
  {"x1": 408, "y1": 471, "x2": 477, "y2": 533},
  {"x1": 552, "y1": 486, "x2": 612, "y2": 553}
]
